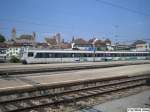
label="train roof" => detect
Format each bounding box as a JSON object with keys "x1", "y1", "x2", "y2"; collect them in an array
[
  {"x1": 27, "y1": 49, "x2": 93, "y2": 53},
  {"x1": 26, "y1": 49, "x2": 150, "y2": 53}
]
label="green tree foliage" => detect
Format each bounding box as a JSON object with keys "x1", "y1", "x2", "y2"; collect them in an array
[
  {"x1": 0, "y1": 34, "x2": 6, "y2": 42},
  {"x1": 9, "y1": 56, "x2": 20, "y2": 63}
]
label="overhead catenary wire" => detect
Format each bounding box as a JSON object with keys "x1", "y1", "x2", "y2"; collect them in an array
[
  {"x1": 0, "y1": 0, "x2": 149, "y2": 42},
  {"x1": 0, "y1": 0, "x2": 149, "y2": 29},
  {"x1": 96, "y1": 0, "x2": 150, "y2": 17},
  {"x1": 0, "y1": 18, "x2": 75, "y2": 30}
]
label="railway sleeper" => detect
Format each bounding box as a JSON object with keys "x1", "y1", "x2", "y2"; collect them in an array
[
  {"x1": 0, "y1": 76, "x2": 148, "y2": 111},
  {"x1": 3, "y1": 83, "x2": 145, "y2": 112},
  {"x1": 1, "y1": 76, "x2": 149, "y2": 98},
  {"x1": 0, "y1": 78, "x2": 147, "y2": 106}
]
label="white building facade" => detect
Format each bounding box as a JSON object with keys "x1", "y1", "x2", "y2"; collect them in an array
[
  {"x1": 6, "y1": 47, "x2": 21, "y2": 59},
  {"x1": 135, "y1": 43, "x2": 150, "y2": 51}
]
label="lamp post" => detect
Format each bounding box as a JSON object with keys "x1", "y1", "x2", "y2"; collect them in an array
[{"x1": 92, "y1": 38, "x2": 98, "y2": 62}]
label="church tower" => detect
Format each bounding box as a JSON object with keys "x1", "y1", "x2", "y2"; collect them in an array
[
  {"x1": 12, "y1": 27, "x2": 16, "y2": 41},
  {"x1": 32, "y1": 32, "x2": 36, "y2": 47},
  {"x1": 32, "y1": 32, "x2": 36, "y2": 42}
]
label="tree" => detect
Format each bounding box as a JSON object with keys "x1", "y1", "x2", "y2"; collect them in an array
[
  {"x1": 9, "y1": 56, "x2": 20, "y2": 63},
  {"x1": 0, "y1": 34, "x2": 6, "y2": 42}
]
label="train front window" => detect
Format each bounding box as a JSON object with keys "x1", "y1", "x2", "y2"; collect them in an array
[{"x1": 28, "y1": 52, "x2": 34, "y2": 57}]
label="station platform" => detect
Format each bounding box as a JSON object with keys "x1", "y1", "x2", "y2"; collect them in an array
[
  {"x1": 0, "y1": 60, "x2": 150, "y2": 75},
  {"x1": 0, "y1": 64, "x2": 150, "y2": 94}
]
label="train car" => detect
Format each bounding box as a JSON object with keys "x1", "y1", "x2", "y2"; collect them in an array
[
  {"x1": 21, "y1": 49, "x2": 150, "y2": 64},
  {"x1": 95, "y1": 51, "x2": 150, "y2": 61}
]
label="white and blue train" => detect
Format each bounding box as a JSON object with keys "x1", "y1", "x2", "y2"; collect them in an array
[{"x1": 21, "y1": 49, "x2": 150, "y2": 64}]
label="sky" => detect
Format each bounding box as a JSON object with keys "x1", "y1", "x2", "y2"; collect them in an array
[{"x1": 0, "y1": 0, "x2": 150, "y2": 43}]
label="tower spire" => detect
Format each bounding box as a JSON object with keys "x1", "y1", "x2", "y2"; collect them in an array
[{"x1": 12, "y1": 27, "x2": 16, "y2": 41}]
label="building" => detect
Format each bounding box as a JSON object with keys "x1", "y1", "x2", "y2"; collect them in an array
[
  {"x1": 6, "y1": 44, "x2": 22, "y2": 59},
  {"x1": 35, "y1": 42, "x2": 49, "y2": 49},
  {"x1": 0, "y1": 43, "x2": 7, "y2": 62},
  {"x1": 6, "y1": 47, "x2": 21, "y2": 59},
  {"x1": 90, "y1": 38, "x2": 113, "y2": 51},
  {"x1": 4, "y1": 28, "x2": 37, "y2": 59},
  {"x1": 11, "y1": 27, "x2": 36, "y2": 46},
  {"x1": 45, "y1": 33, "x2": 61, "y2": 49},
  {"x1": 71, "y1": 38, "x2": 113, "y2": 51},
  {"x1": 114, "y1": 44, "x2": 131, "y2": 51},
  {"x1": 60, "y1": 42, "x2": 71, "y2": 49},
  {"x1": 71, "y1": 38, "x2": 94, "y2": 51},
  {"x1": 72, "y1": 43, "x2": 93, "y2": 50},
  {"x1": 131, "y1": 40, "x2": 150, "y2": 51},
  {"x1": 136, "y1": 43, "x2": 150, "y2": 51}
]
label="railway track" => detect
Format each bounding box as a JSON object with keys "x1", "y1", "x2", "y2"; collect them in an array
[{"x1": 0, "y1": 74, "x2": 149, "y2": 112}]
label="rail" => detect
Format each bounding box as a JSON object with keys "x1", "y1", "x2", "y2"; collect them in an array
[{"x1": 0, "y1": 74, "x2": 149, "y2": 112}]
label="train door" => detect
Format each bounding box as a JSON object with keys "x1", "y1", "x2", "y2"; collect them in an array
[{"x1": 26, "y1": 52, "x2": 34, "y2": 64}]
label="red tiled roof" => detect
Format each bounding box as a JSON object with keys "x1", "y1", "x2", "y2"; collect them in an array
[
  {"x1": 73, "y1": 38, "x2": 88, "y2": 44},
  {"x1": 0, "y1": 43, "x2": 7, "y2": 48},
  {"x1": 45, "y1": 37, "x2": 57, "y2": 45}
]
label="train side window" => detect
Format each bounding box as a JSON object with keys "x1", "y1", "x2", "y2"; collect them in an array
[
  {"x1": 44, "y1": 53, "x2": 50, "y2": 58},
  {"x1": 144, "y1": 53, "x2": 148, "y2": 56},
  {"x1": 100, "y1": 53, "x2": 103, "y2": 57},
  {"x1": 128, "y1": 53, "x2": 131, "y2": 56},
  {"x1": 120, "y1": 53, "x2": 123, "y2": 57},
  {"x1": 54, "y1": 53, "x2": 62, "y2": 58},
  {"x1": 88, "y1": 53, "x2": 92, "y2": 57},
  {"x1": 83, "y1": 53, "x2": 90, "y2": 57},
  {"x1": 28, "y1": 52, "x2": 34, "y2": 57},
  {"x1": 101, "y1": 53, "x2": 103, "y2": 57},
  {"x1": 113, "y1": 53, "x2": 117, "y2": 57},
  {"x1": 62, "y1": 53, "x2": 72, "y2": 58},
  {"x1": 35, "y1": 53, "x2": 43, "y2": 58},
  {"x1": 85, "y1": 53, "x2": 88, "y2": 57},
  {"x1": 74, "y1": 53, "x2": 80, "y2": 57},
  {"x1": 111, "y1": 53, "x2": 114, "y2": 57},
  {"x1": 146, "y1": 53, "x2": 148, "y2": 56},
  {"x1": 106, "y1": 53, "x2": 111, "y2": 57},
  {"x1": 96, "y1": 53, "x2": 99, "y2": 57},
  {"x1": 116, "y1": 53, "x2": 120, "y2": 57},
  {"x1": 134, "y1": 53, "x2": 137, "y2": 56},
  {"x1": 95, "y1": 53, "x2": 98, "y2": 57},
  {"x1": 85, "y1": 53, "x2": 89, "y2": 57},
  {"x1": 124, "y1": 53, "x2": 126, "y2": 56}
]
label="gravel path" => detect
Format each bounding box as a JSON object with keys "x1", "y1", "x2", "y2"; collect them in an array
[{"x1": 91, "y1": 90, "x2": 150, "y2": 112}]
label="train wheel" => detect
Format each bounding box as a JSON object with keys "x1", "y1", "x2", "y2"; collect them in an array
[{"x1": 22, "y1": 60, "x2": 27, "y2": 64}]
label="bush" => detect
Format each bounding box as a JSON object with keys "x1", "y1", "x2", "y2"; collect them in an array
[
  {"x1": 9, "y1": 56, "x2": 20, "y2": 63},
  {"x1": 0, "y1": 34, "x2": 6, "y2": 42}
]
